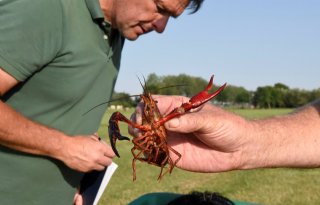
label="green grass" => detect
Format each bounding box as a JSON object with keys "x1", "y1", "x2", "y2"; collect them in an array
[{"x1": 97, "y1": 108, "x2": 320, "y2": 205}]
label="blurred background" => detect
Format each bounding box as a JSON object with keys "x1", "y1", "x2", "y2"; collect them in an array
[{"x1": 115, "y1": 0, "x2": 320, "y2": 95}]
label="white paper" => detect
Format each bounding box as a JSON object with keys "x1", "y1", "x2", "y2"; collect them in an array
[
  {"x1": 81, "y1": 162, "x2": 118, "y2": 205},
  {"x1": 93, "y1": 162, "x2": 118, "y2": 205}
]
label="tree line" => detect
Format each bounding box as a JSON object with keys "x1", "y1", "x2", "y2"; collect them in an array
[{"x1": 110, "y1": 73, "x2": 320, "y2": 109}]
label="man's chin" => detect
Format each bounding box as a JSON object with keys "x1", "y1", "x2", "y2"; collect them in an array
[
  {"x1": 125, "y1": 36, "x2": 139, "y2": 41},
  {"x1": 122, "y1": 31, "x2": 141, "y2": 41},
  {"x1": 125, "y1": 35, "x2": 140, "y2": 41}
]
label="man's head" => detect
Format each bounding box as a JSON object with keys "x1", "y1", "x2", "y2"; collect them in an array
[
  {"x1": 100, "y1": 0, "x2": 204, "y2": 40},
  {"x1": 168, "y1": 191, "x2": 235, "y2": 205}
]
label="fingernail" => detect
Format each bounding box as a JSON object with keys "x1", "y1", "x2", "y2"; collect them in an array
[{"x1": 167, "y1": 118, "x2": 180, "y2": 128}]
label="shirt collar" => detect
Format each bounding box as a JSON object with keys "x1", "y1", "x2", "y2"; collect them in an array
[
  {"x1": 85, "y1": 0, "x2": 104, "y2": 20},
  {"x1": 85, "y1": 0, "x2": 114, "y2": 38}
]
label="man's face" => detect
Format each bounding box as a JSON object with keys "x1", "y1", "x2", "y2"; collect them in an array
[{"x1": 110, "y1": 0, "x2": 190, "y2": 40}]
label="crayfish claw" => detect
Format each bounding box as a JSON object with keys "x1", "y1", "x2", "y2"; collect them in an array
[
  {"x1": 108, "y1": 122, "x2": 123, "y2": 158},
  {"x1": 113, "y1": 135, "x2": 130, "y2": 157},
  {"x1": 108, "y1": 132, "x2": 120, "y2": 157},
  {"x1": 111, "y1": 140, "x2": 120, "y2": 158},
  {"x1": 108, "y1": 112, "x2": 132, "y2": 158},
  {"x1": 108, "y1": 131, "x2": 128, "y2": 158},
  {"x1": 118, "y1": 136, "x2": 130, "y2": 141},
  {"x1": 188, "y1": 76, "x2": 226, "y2": 108}
]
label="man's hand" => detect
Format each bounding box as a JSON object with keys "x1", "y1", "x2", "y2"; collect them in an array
[
  {"x1": 58, "y1": 133, "x2": 116, "y2": 172},
  {"x1": 129, "y1": 95, "x2": 249, "y2": 173},
  {"x1": 73, "y1": 189, "x2": 83, "y2": 205}
]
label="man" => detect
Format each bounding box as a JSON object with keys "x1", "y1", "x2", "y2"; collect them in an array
[{"x1": 0, "y1": 0, "x2": 203, "y2": 204}]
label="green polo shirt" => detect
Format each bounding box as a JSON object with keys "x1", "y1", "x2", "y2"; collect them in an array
[{"x1": 0, "y1": 0, "x2": 124, "y2": 204}]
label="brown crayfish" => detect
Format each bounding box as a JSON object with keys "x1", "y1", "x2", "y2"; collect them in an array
[{"x1": 108, "y1": 75, "x2": 226, "y2": 180}]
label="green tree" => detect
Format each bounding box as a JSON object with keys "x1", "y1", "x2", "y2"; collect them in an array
[
  {"x1": 253, "y1": 86, "x2": 274, "y2": 108},
  {"x1": 274, "y1": 83, "x2": 289, "y2": 90},
  {"x1": 216, "y1": 85, "x2": 251, "y2": 104},
  {"x1": 273, "y1": 83, "x2": 290, "y2": 107},
  {"x1": 145, "y1": 73, "x2": 211, "y2": 97},
  {"x1": 308, "y1": 88, "x2": 320, "y2": 102},
  {"x1": 143, "y1": 73, "x2": 162, "y2": 94},
  {"x1": 235, "y1": 88, "x2": 252, "y2": 104},
  {"x1": 284, "y1": 89, "x2": 310, "y2": 108}
]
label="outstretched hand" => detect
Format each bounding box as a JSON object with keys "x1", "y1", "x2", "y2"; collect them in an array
[
  {"x1": 156, "y1": 95, "x2": 251, "y2": 172},
  {"x1": 130, "y1": 95, "x2": 251, "y2": 173}
]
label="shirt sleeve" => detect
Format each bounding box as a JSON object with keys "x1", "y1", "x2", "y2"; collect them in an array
[{"x1": 0, "y1": 0, "x2": 63, "y2": 81}]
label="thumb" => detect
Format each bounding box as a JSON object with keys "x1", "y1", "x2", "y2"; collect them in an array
[{"x1": 165, "y1": 114, "x2": 202, "y2": 133}]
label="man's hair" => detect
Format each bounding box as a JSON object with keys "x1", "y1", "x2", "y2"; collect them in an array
[
  {"x1": 188, "y1": 0, "x2": 204, "y2": 13},
  {"x1": 167, "y1": 191, "x2": 235, "y2": 205}
]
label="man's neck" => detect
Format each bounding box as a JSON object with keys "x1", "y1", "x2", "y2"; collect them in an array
[{"x1": 99, "y1": 0, "x2": 113, "y2": 24}]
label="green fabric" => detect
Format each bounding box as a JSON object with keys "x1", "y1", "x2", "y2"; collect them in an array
[
  {"x1": 129, "y1": 192, "x2": 261, "y2": 205},
  {"x1": 128, "y1": 193, "x2": 182, "y2": 205},
  {"x1": 0, "y1": 0, "x2": 124, "y2": 204}
]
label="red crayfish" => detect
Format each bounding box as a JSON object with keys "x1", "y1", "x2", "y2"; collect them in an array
[{"x1": 108, "y1": 75, "x2": 226, "y2": 180}]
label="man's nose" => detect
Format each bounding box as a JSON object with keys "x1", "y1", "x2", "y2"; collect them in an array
[{"x1": 153, "y1": 15, "x2": 170, "y2": 33}]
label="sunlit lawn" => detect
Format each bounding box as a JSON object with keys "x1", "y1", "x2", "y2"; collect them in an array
[{"x1": 97, "y1": 108, "x2": 320, "y2": 205}]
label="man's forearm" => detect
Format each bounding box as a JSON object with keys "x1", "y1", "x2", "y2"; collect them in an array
[
  {"x1": 0, "y1": 101, "x2": 69, "y2": 159},
  {"x1": 244, "y1": 99, "x2": 320, "y2": 169}
]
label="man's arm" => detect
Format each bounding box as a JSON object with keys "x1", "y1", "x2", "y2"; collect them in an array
[
  {"x1": 0, "y1": 68, "x2": 115, "y2": 172},
  {"x1": 244, "y1": 99, "x2": 320, "y2": 169}
]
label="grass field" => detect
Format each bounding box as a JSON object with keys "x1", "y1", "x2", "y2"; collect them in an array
[{"x1": 97, "y1": 108, "x2": 320, "y2": 205}]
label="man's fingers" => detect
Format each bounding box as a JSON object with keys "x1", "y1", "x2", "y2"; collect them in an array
[
  {"x1": 128, "y1": 110, "x2": 143, "y2": 137},
  {"x1": 103, "y1": 146, "x2": 116, "y2": 158},
  {"x1": 97, "y1": 156, "x2": 113, "y2": 168},
  {"x1": 165, "y1": 111, "x2": 205, "y2": 133},
  {"x1": 152, "y1": 95, "x2": 190, "y2": 115},
  {"x1": 73, "y1": 191, "x2": 83, "y2": 205}
]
